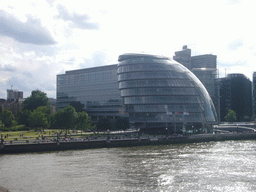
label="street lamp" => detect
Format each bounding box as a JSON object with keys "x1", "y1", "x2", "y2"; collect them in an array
[
  {"x1": 56, "y1": 131, "x2": 59, "y2": 143},
  {"x1": 166, "y1": 112, "x2": 172, "y2": 135}
]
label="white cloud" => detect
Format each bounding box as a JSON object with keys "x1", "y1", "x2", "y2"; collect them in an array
[
  {"x1": 0, "y1": 0, "x2": 255, "y2": 99},
  {"x1": 0, "y1": 10, "x2": 56, "y2": 45},
  {"x1": 56, "y1": 4, "x2": 99, "y2": 30}
]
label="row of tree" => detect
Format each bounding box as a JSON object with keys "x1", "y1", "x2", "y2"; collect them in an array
[
  {"x1": 0, "y1": 90, "x2": 130, "y2": 132},
  {"x1": 0, "y1": 90, "x2": 92, "y2": 132}
]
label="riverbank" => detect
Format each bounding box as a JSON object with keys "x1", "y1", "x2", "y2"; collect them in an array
[{"x1": 1, "y1": 133, "x2": 256, "y2": 154}]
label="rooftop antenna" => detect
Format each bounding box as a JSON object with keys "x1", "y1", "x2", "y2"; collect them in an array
[{"x1": 11, "y1": 85, "x2": 13, "y2": 90}]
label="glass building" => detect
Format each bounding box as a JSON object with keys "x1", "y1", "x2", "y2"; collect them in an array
[
  {"x1": 57, "y1": 65, "x2": 126, "y2": 122},
  {"x1": 219, "y1": 73, "x2": 252, "y2": 122},
  {"x1": 253, "y1": 72, "x2": 256, "y2": 118},
  {"x1": 117, "y1": 54, "x2": 217, "y2": 133},
  {"x1": 191, "y1": 68, "x2": 219, "y2": 121},
  {"x1": 57, "y1": 53, "x2": 217, "y2": 133}
]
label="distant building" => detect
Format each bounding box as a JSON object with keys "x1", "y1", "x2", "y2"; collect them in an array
[
  {"x1": 1, "y1": 90, "x2": 56, "y2": 117},
  {"x1": 7, "y1": 89, "x2": 23, "y2": 101},
  {"x1": 173, "y1": 45, "x2": 191, "y2": 69},
  {"x1": 0, "y1": 89, "x2": 24, "y2": 118},
  {"x1": 252, "y1": 72, "x2": 256, "y2": 118},
  {"x1": 219, "y1": 73, "x2": 252, "y2": 121},
  {"x1": 191, "y1": 68, "x2": 217, "y2": 98},
  {"x1": 1, "y1": 98, "x2": 23, "y2": 118},
  {"x1": 191, "y1": 54, "x2": 217, "y2": 69},
  {"x1": 173, "y1": 46, "x2": 219, "y2": 121},
  {"x1": 173, "y1": 46, "x2": 217, "y2": 70}
]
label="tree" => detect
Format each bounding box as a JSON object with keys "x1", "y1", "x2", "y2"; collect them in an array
[
  {"x1": 28, "y1": 109, "x2": 48, "y2": 130},
  {"x1": 51, "y1": 106, "x2": 77, "y2": 132},
  {"x1": 37, "y1": 106, "x2": 51, "y2": 128},
  {"x1": 225, "y1": 109, "x2": 237, "y2": 122},
  {"x1": 18, "y1": 109, "x2": 31, "y2": 127},
  {"x1": 22, "y1": 90, "x2": 48, "y2": 111},
  {"x1": 0, "y1": 120, "x2": 4, "y2": 129},
  {"x1": 76, "y1": 111, "x2": 91, "y2": 133},
  {"x1": 69, "y1": 101, "x2": 85, "y2": 112},
  {"x1": 37, "y1": 106, "x2": 51, "y2": 115},
  {"x1": 1, "y1": 109, "x2": 15, "y2": 127}
]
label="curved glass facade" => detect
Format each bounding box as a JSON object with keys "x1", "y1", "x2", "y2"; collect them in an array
[{"x1": 117, "y1": 54, "x2": 217, "y2": 131}]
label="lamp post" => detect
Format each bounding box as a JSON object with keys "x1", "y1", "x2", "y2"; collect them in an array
[
  {"x1": 56, "y1": 131, "x2": 59, "y2": 144},
  {"x1": 166, "y1": 112, "x2": 172, "y2": 135}
]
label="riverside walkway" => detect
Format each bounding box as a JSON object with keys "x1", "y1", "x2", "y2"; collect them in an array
[{"x1": 1, "y1": 132, "x2": 256, "y2": 154}]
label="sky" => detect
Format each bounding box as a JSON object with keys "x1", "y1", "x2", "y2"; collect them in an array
[{"x1": 0, "y1": 0, "x2": 256, "y2": 99}]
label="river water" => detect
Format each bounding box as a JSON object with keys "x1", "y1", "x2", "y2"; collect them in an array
[{"x1": 1, "y1": 140, "x2": 256, "y2": 192}]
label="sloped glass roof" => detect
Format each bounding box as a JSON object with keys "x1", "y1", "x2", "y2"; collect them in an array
[{"x1": 117, "y1": 54, "x2": 217, "y2": 124}]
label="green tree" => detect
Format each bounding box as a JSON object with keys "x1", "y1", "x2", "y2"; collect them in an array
[
  {"x1": 70, "y1": 101, "x2": 85, "y2": 112},
  {"x1": 0, "y1": 120, "x2": 4, "y2": 129},
  {"x1": 51, "y1": 106, "x2": 77, "y2": 132},
  {"x1": 37, "y1": 106, "x2": 51, "y2": 115},
  {"x1": 18, "y1": 109, "x2": 31, "y2": 127},
  {"x1": 1, "y1": 109, "x2": 15, "y2": 127},
  {"x1": 37, "y1": 106, "x2": 51, "y2": 127},
  {"x1": 22, "y1": 90, "x2": 48, "y2": 111},
  {"x1": 28, "y1": 108, "x2": 48, "y2": 130},
  {"x1": 76, "y1": 111, "x2": 91, "y2": 133},
  {"x1": 225, "y1": 109, "x2": 237, "y2": 122}
]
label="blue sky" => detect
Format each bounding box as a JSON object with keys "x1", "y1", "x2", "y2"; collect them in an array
[{"x1": 0, "y1": 0, "x2": 255, "y2": 99}]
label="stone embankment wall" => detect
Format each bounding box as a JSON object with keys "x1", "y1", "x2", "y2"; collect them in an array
[{"x1": 1, "y1": 133, "x2": 256, "y2": 154}]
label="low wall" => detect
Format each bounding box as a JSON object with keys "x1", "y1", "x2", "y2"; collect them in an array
[{"x1": 1, "y1": 133, "x2": 256, "y2": 154}]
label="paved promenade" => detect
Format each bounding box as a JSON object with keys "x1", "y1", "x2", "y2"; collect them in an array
[{"x1": 1, "y1": 132, "x2": 256, "y2": 154}]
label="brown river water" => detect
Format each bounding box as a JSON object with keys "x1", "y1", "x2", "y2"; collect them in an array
[{"x1": 1, "y1": 140, "x2": 256, "y2": 191}]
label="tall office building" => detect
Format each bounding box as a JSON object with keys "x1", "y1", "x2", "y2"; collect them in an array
[
  {"x1": 7, "y1": 89, "x2": 23, "y2": 101},
  {"x1": 173, "y1": 46, "x2": 217, "y2": 70},
  {"x1": 173, "y1": 46, "x2": 218, "y2": 120},
  {"x1": 191, "y1": 68, "x2": 217, "y2": 99},
  {"x1": 173, "y1": 45, "x2": 191, "y2": 69},
  {"x1": 219, "y1": 73, "x2": 252, "y2": 121},
  {"x1": 252, "y1": 72, "x2": 256, "y2": 117},
  {"x1": 57, "y1": 64, "x2": 126, "y2": 122},
  {"x1": 191, "y1": 54, "x2": 217, "y2": 69}
]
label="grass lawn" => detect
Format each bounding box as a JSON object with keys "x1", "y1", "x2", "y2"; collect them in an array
[
  {"x1": 1, "y1": 129, "x2": 98, "y2": 141},
  {"x1": 1, "y1": 130, "x2": 62, "y2": 141}
]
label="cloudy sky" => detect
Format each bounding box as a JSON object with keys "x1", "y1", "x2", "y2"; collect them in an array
[{"x1": 0, "y1": 0, "x2": 255, "y2": 99}]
